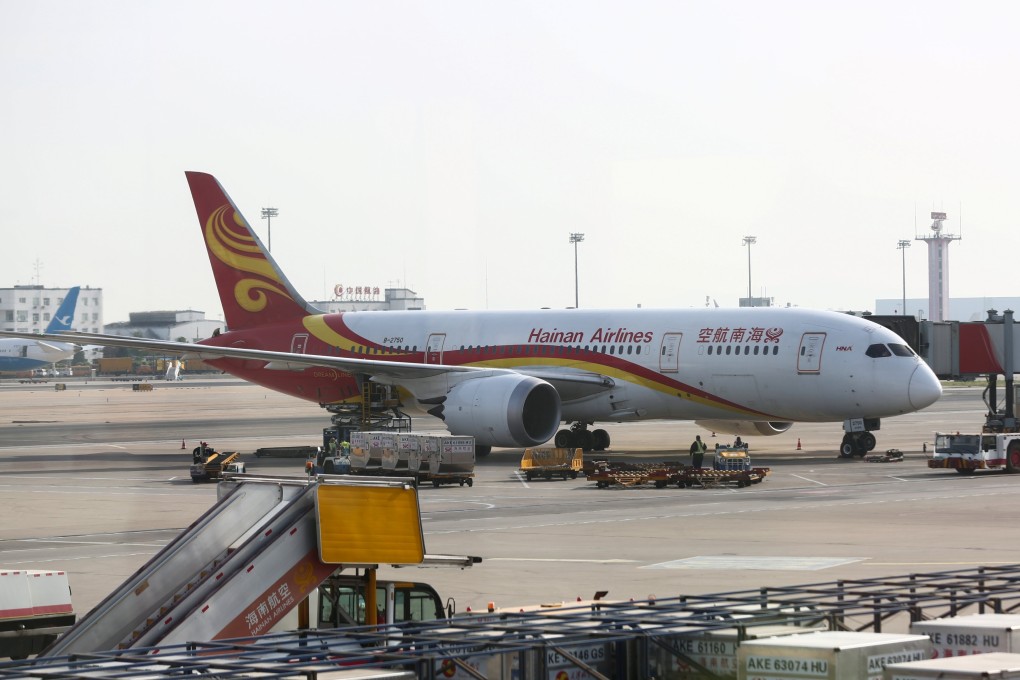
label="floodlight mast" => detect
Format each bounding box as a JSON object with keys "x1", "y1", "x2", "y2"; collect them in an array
[
  {"x1": 569, "y1": 232, "x2": 585, "y2": 308},
  {"x1": 897, "y1": 239, "x2": 911, "y2": 315},
  {"x1": 742, "y1": 236, "x2": 757, "y2": 301},
  {"x1": 261, "y1": 207, "x2": 278, "y2": 252}
]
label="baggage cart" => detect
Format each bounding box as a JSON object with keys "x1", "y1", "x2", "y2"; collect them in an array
[{"x1": 519, "y1": 447, "x2": 583, "y2": 480}]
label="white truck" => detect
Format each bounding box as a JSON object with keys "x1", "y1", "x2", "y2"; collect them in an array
[
  {"x1": 928, "y1": 432, "x2": 1020, "y2": 474},
  {"x1": 0, "y1": 570, "x2": 75, "y2": 659}
]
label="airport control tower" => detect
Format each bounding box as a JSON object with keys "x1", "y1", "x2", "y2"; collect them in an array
[{"x1": 916, "y1": 211, "x2": 960, "y2": 322}]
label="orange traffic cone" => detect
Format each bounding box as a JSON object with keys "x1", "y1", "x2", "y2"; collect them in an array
[
  {"x1": 181, "y1": 439, "x2": 186, "y2": 450},
  {"x1": 796, "y1": 438, "x2": 802, "y2": 451}
]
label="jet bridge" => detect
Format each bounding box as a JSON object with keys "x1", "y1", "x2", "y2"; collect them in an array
[{"x1": 44, "y1": 474, "x2": 448, "y2": 656}]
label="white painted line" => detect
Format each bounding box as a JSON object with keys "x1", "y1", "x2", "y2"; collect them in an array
[
  {"x1": 791, "y1": 474, "x2": 827, "y2": 486},
  {"x1": 487, "y1": 558, "x2": 638, "y2": 564}
]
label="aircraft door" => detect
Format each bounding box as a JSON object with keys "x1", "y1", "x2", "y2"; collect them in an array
[
  {"x1": 797, "y1": 332, "x2": 826, "y2": 373},
  {"x1": 659, "y1": 333, "x2": 682, "y2": 373},
  {"x1": 425, "y1": 333, "x2": 446, "y2": 364},
  {"x1": 291, "y1": 333, "x2": 310, "y2": 354}
]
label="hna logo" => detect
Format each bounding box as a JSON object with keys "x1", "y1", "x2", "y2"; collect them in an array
[{"x1": 836, "y1": 345, "x2": 853, "y2": 352}]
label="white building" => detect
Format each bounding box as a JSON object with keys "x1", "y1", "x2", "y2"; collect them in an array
[
  {"x1": 311, "y1": 287, "x2": 425, "y2": 313},
  {"x1": 104, "y1": 310, "x2": 224, "y2": 342},
  {"x1": 874, "y1": 297, "x2": 1020, "y2": 322},
  {"x1": 0, "y1": 285, "x2": 104, "y2": 333}
]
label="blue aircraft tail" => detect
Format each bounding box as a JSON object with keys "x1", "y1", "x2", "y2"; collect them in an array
[{"x1": 46, "y1": 287, "x2": 81, "y2": 333}]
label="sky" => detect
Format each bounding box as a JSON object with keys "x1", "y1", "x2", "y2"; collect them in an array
[{"x1": 2, "y1": 1, "x2": 1019, "y2": 324}]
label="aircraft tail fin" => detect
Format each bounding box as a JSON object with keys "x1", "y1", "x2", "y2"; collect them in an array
[
  {"x1": 185, "y1": 172, "x2": 320, "y2": 331},
  {"x1": 45, "y1": 286, "x2": 80, "y2": 333}
]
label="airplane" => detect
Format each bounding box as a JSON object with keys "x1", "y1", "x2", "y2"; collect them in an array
[
  {"x1": 0, "y1": 286, "x2": 82, "y2": 374},
  {"x1": 0, "y1": 173, "x2": 942, "y2": 457}
]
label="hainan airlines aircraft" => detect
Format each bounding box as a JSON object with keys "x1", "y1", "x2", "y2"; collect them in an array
[
  {"x1": 0, "y1": 173, "x2": 942, "y2": 457},
  {"x1": 0, "y1": 286, "x2": 81, "y2": 373}
]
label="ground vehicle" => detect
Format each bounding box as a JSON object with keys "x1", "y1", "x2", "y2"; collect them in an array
[
  {"x1": 519, "y1": 447, "x2": 582, "y2": 480},
  {"x1": 929, "y1": 432, "x2": 1020, "y2": 473},
  {"x1": 0, "y1": 571, "x2": 75, "y2": 659},
  {"x1": 189, "y1": 445, "x2": 244, "y2": 482},
  {"x1": 311, "y1": 571, "x2": 448, "y2": 628},
  {"x1": 95, "y1": 357, "x2": 134, "y2": 375}
]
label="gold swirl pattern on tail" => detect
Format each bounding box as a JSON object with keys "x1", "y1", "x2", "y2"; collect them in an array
[{"x1": 205, "y1": 205, "x2": 294, "y2": 312}]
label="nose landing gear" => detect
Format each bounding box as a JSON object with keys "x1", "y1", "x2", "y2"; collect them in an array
[{"x1": 839, "y1": 418, "x2": 879, "y2": 458}]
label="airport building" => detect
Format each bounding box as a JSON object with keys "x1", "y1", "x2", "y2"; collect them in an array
[
  {"x1": 0, "y1": 285, "x2": 104, "y2": 334},
  {"x1": 874, "y1": 297, "x2": 1020, "y2": 322},
  {"x1": 311, "y1": 286, "x2": 425, "y2": 313},
  {"x1": 103, "y1": 310, "x2": 223, "y2": 342},
  {"x1": 100, "y1": 288, "x2": 422, "y2": 344}
]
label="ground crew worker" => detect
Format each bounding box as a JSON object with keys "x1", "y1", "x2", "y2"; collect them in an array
[{"x1": 690, "y1": 435, "x2": 707, "y2": 469}]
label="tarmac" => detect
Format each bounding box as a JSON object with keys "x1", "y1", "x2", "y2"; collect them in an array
[{"x1": 0, "y1": 376, "x2": 1017, "y2": 618}]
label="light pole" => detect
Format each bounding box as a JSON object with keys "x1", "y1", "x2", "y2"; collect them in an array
[
  {"x1": 897, "y1": 239, "x2": 911, "y2": 315},
  {"x1": 569, "y1": 233, "x2": 585, "y2": 308},
  {"x1": 742, "y1": 236, "x2": 756, "y2": 303},
  {"x1": 261, "y1": 207, "x2": 278, "y2": 252}
]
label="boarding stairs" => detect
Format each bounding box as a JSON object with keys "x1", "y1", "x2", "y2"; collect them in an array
[{"x1": 43, "y1": 475, "x2": 424, "y2": 656}]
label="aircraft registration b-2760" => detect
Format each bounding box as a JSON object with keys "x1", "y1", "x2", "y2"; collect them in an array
[{"x1": 0, "y1": 173, "x2": 942, "y2": 456}]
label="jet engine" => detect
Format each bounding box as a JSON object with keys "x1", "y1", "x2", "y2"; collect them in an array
[
  {"x1": 430, "y1": 374, "x2": 561, "y2": 448},
  {"x1": 694, "y1": 420, "x2": 793, "y2": 436}
]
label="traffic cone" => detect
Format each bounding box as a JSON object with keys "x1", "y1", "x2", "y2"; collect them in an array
[
  {"x1": 181, "y1": 439, "x2": 186, "y2": 450},
  {"x1": 796, "y1": 438, "x2": 802, "y2": 451},
  {"x1": 711, "y1": 431, "x2": 716, "y2": 438}
]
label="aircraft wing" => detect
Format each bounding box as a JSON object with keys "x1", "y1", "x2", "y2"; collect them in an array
[
  {"x1": 0, "y1": 331, "x2": 614, "y2": 391},
  {"x1": 36, "y1": 340, "x2": 80, "y2": 354}
]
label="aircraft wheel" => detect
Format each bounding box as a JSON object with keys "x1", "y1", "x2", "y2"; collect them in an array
[
  {"x1": 580, "y1": 430, "x2": 595, "y2": 452},
  {"x1": 860, "y1": 432, "x2": 877, "y2": 452},
  {"x1": 554, "y1": 430, "x2": 572, "y2": 448},
  {"x1": 474, "y1": 445, "x2": 492, "y2": 458},
  {"x1": 1007, "y1": 441, "x2": 1020, "y2": 473},
  {"x1": 839, "y1": 437, "x2": 856, "y2": 458},
  {"x1": 592, "y1": 429, "x2": 611, "y2": 451}
]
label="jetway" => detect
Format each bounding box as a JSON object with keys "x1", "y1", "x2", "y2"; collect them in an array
[
  {"x1": 44, "y1": 474, "x2": 445, "y2": 657},
  {"x1": 920, "y1": 310, "x2": 1020, "y2": 429}
]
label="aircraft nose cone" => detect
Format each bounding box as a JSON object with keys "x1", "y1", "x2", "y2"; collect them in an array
[{"x1": 908, "y1": 364, "x2": 942, "y2": 410}]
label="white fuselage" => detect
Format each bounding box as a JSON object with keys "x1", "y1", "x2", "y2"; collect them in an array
[
  {"x1": 0, "y1": 338, "x2": 77, "y2": 373},
  {"x1": 314, "y1": 306, "x2": 941, "y2": 424}
]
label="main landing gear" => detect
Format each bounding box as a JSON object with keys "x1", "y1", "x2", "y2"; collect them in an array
[
  {"x1": 839, "y1": 418, "x2": 880, "y2": 458},
  {"x1": 554, "y1": 422, "x2": 610, "y2": 452}
]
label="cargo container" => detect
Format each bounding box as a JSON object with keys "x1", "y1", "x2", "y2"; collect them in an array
[
  {"x1": 348, "y1": 431, "x2": 380, "y2": 470},
  {"x1": 885, "y1": 652, "x2": 1020, "y2": 679},
  {"x1": 912, "y1": 614, "x2": 1020, "y2": 657},
  {"x1": 648, "y1": 624, "x2": 828, "y2": 679},
  {"x1": 382, "y1": 434, "x2": 419, "y2": 471},
  {"x1": 738, "y1": 631, "x2": 932, "y2": 680}
]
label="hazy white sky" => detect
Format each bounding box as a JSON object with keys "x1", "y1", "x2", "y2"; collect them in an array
[{"x1": 2, "y1": 1, "x2": 1018, "y2": 323}]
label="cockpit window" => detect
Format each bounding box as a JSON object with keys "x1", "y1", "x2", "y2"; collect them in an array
[
  {"x1": 865, "y1": 343, "x2": 892, "y2": 358},
  {"x1": 889, "y1": 343, "x2": 915, "y2": 357}
]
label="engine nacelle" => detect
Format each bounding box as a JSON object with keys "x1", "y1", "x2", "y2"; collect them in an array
[
  {"x1": 437, "y1": 374, "x2": 561, "y2": 448},
  {"x1": 695, "y1": 420, "x2": 794, "y2": 436}
]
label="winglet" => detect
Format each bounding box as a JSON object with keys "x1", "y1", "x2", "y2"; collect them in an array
[
  {"x1": 185, "y1": 172, "x2": 320, "y2": 331},
  {"x1": 45, "y1": 286, "x2": 80, "y2": 333}
]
